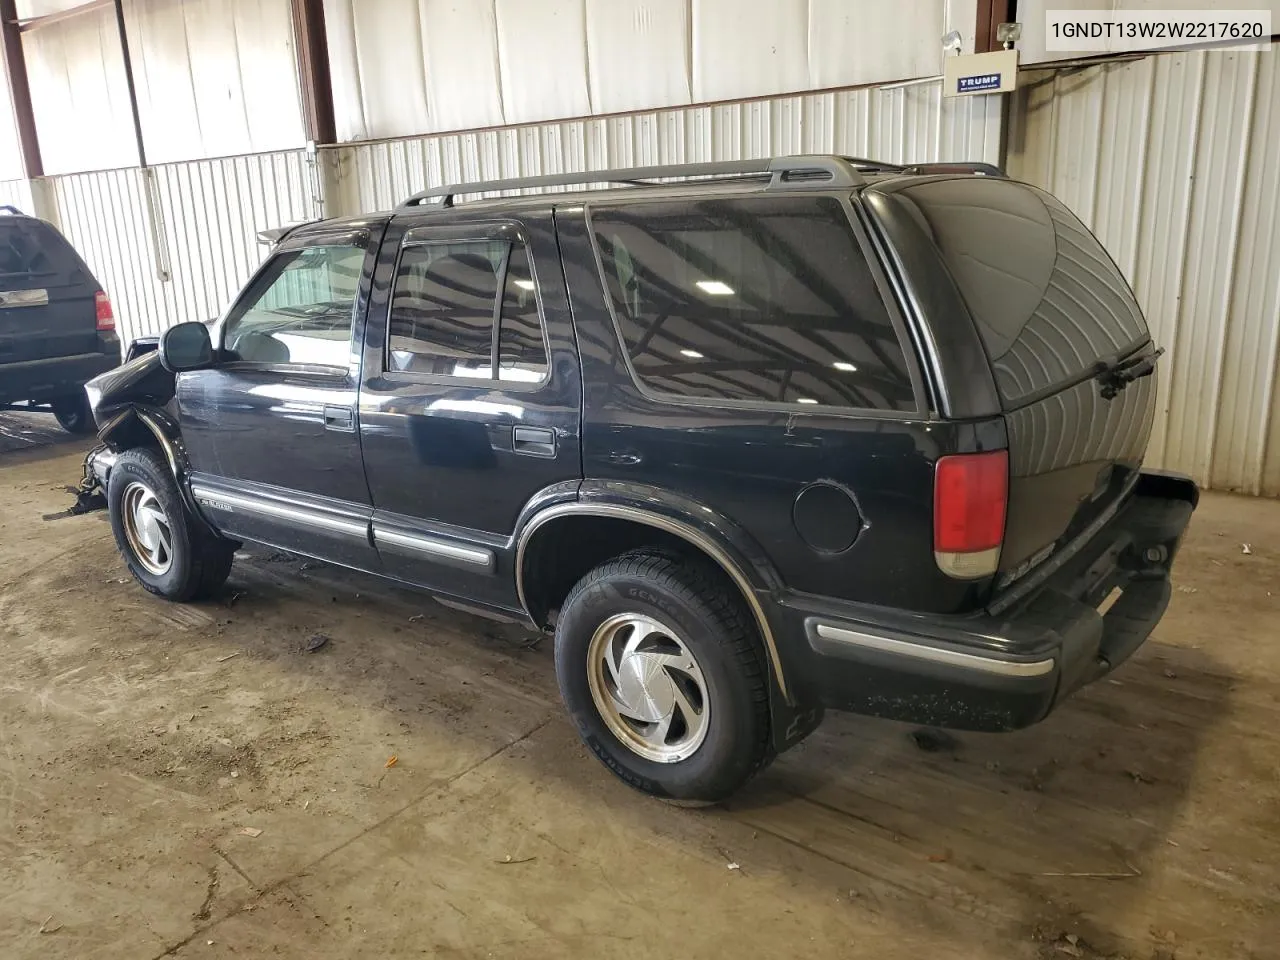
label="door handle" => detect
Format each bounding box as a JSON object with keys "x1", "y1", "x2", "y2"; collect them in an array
[
  {"x1": 513, "y1": 426, "x2": 557, "y2": 458},
  {"x1": 323, "y1": 405, "x2": 355, "y2": 433}
]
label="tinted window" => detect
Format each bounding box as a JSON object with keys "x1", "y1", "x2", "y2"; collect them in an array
[
  {"x1": 0, "y1": 220, "x2": 85, "y2": 282},
  {"x1": 883, "y1": 178, "x2": 1149, "y2": 406},
  {"x1": 498, "y1": 244, "x2": 548, "y2": 383},
  {"x1": 223, "y1": 243, "x2": 365, "y2": 367},
  {"x1": 591, "y1": 196, "x2": 915, "y2": 411},
  {"x1": 388, "y1": 240, "x2": 549, "y2": 383}
]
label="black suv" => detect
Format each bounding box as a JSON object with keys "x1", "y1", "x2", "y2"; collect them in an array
[
  {"x1": 81, "y1": 156, "x2": 1196, "y2": 802},
  {"x1": 0, "y1": 207, "x2": 119, "y2": 432}
]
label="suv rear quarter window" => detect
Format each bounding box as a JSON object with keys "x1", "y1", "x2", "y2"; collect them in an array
[
  {"x1": 590, "y1": 195, "x2": 917, "y2": 412},
  {"x1": 875, "y1": 178, "x2": 1149, "y2": 407}
]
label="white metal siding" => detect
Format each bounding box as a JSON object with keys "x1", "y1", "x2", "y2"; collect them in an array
[
  {"x1": 48, "y1": 151, "x2": 317, "y2": 351},
  {"x1": 322, "y1": 0, "x2": 976, "y2": 142},
  {"x1": 1008, "y1": 50, "x2": 1280, "y2": 496},
  {"x1": 324, "y1": 80, "x2": 1003, "y2": 215}
]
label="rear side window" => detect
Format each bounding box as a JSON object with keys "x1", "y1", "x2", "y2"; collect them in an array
[
  {"x1": 388, "y1": 240, "x2": 548, "y2": 383},
  {"x1": 590, "y1": 196, "x2": 916, "y2": 411},
  {"x1": 884, "y1": 178, "x2": 1149, "y2": 406},
  {"x1": 0, "y1": 220, "x2": 85, "y2": 283}
]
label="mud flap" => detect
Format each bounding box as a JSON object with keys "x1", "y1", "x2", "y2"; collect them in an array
[{"x1": 769, "y1": 691, "x2": 824, "y2": 754}]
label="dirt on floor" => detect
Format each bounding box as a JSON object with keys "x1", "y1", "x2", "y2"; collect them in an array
[{"x1": 1, "y1": 410, "x2": 1278, "y2": 960}]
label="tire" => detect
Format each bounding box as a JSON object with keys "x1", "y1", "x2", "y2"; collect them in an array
[
  {"x1": 51, "y1": 390, "x2": 96, "y2": 434},
  {"x1": 554, "y1": 548, "x2": 773, "y2": 802},
  {"x1": 107, "y1": 448, "x2": 235, "y2": 602}
]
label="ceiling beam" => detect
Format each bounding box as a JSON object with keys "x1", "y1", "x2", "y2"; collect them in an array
[
  {"x1": 975, "y1": 0, "x2": 1012, "y2": 53},
  {"x1": 290, "y1": 0, "x2": 336, "y2": 145},
  {"x1": 0, "y1": 0, "x2": 42, "y2": 178},
  {"x1": 15, "y1": 0, "x2": 110, "y2": 33}
]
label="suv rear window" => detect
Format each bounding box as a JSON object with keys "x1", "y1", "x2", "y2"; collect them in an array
[
  {"x1": 882, "y1": 178, "x2": 1149, "y2": 407},
  {"x1": 590, "y1": 196, "x2": 916, "y2": 411},
  {"x1": 0, "y1": 219, "x2": 84, "y2": 283}
]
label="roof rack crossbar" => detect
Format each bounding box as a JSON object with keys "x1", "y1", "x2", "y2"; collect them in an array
[{"x1": 396, "y1": 155, "x2": 868, "y2": 210}]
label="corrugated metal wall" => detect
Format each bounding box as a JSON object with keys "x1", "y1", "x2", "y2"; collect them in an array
[
  {"x1": 47, "y1": 151, "x2": 318, "y2": 349},
  {"x1": 1007, "y1": 50, "x2": 1280, "y2": 496},
  {"x1": 324, "y1": 80, "x2": 1002, "y2": 214},
  {"x1": 0, "y1": 178, "x2": 33, "y2": 213}
]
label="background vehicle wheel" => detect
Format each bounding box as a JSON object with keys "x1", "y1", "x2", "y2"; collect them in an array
[
  {"x1": 51, "y1": 391, "x2": 95, "y2": 434},
  {"x1": 107, "y1": 448, "x2": 235, "y2": 601},
  {"x1": 554, "y1": 549, "x2": 773, "y2": 802}
]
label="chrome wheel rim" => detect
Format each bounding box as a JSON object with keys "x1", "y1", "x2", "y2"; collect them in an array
[
  {"x1": 120, "y1": 481, "x2": 174, "y2": 576},
  {"x1": 586, "y1": 612, "x2": 710, "y2": 763}
]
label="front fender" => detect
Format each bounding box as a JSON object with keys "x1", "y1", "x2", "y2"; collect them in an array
[{"x1": 94, "y1": 404, "x2": 215, "y2": 536}]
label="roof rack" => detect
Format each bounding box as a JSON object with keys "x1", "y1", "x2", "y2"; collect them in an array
[
  {"x1": 397, "y1": 155, "x2": 872, "y2": 210},
  {"x1": 0, "y1": 204, "x2": 24, "y2": 215},
  {"x1": 900, "y1": 161, "x2": 1006, "y2": 177}
]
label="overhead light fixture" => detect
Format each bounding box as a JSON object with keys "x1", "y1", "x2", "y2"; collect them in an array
[
  {"x1": 680, "y1": 349, "x2": 704, "y2": 358},
  {"x1": 833, "y1": 361, "x2": 857, "y2": 372},
  {"x1": 513, "y1": 279, "x2": 535, "y2": 291},
  {"x1": 795, "y1": 398, "x2": 819, "y2": 405},
  {"x1": 695, "y1": 280, "x2": 734, "y2": 296}
]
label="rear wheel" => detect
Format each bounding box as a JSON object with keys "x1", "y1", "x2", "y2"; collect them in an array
[
  {"x1": 107, "y1": 448, "x2": 235, "y2": 601},
  {"x1": 554, "y1": 549, "x2": 773, "y2": 802},
  {"x1": 51, "y1": 391, "x2": 95, "y2": 434}
]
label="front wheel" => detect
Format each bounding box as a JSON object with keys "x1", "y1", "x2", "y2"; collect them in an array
[
  {"x1": 554, "y1": 549, "x2": 773, "y2": 802},
  {"x1": 107, "y1": 448, "x2": 235, "y2": 601},
  {"x1": 51, "y1": 390, "x2": 95, "y2": 434}
]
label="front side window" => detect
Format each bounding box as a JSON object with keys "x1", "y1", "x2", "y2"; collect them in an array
[
  {"x1": 591, "y1": 196, "x2": 916, "y2": 411},
  {"x1": 387, "y1": 239, "x2": 549, "y2": 383},
  {"x1": 223, "y1": 242, "x2": 365, "y2": 368}
]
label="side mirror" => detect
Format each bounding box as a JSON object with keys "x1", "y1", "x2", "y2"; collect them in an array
[{"x1": 158, "y1": 321, "x2": 213, "y2": 373}]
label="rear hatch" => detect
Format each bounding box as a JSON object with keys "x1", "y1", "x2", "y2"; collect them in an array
[
  {"x1": 0, "y1": 217, "x2": 101, "y2": 365},
  {"x1": 867, "y1": 176, "x2": 1157, "y2": 591}
]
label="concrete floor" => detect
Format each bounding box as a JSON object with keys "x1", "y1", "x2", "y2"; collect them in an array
[{"x1": 1, "y1": 411, "x2": 1278, "y2": 960}]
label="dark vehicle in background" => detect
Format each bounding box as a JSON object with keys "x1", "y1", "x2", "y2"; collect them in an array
[
  {"x1": 0, "y1": 206, "x2": 119, "y2": 432},
  {"x1": 79, "y1": 156, "x2": 1197, "y2": 802}
]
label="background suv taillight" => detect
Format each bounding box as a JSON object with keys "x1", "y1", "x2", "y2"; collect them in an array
[
  {"x1": 95, "y1": 291, "x2": 115, "y2": 332},
  {"x1": 933, "y1": 450, "x2": 1009, "y2": 579}
]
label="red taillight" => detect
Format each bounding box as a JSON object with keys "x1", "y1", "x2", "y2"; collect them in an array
[
  {"x1": 95, "y1": 291, "x2": 115, "y2": 332},
  {"x1": 933, "y1": 450, "x2": 1008, "y2": 579}
]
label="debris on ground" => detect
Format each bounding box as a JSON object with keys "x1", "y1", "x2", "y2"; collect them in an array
[
  {"x1": 384, "y1": 755, "x2": 398, "y2": 768},
  {"x1": 1176, "y1": 585, "x2": 1197, "y2": 593},
  {"x1": 910, "y1": 727, "x2": 960, "y2": 753},
  {"x1": 1242, "y1": 543, "x2": 1253, "y2": 555},
  {"x1": 726, "y1": 861, "x2": 741, "y2": 870},
  {"x1": 408, "y1": 614, "x2": 425, "y2": 622},
  {"x1": 238, "y1": 827, "x2": 262, "y2": 838},
  {"x1": 304, "y1": 633, "x2": 330, "y2": 653},
  {"x1": 215, "y1": 652, "x2": 240, "y2": 663},
  {"x1": 494, "y1": 855, "x2": 536, "y2": 864},
  {"x1": 225, "y1": 591, "x2": 244, "y2": 608},
  {"x1": 927, "y1": 849, "x2": 952, "y2": 863},
  {"x1": 38, "y1": 915, "x2": 61, "y2": 934}
]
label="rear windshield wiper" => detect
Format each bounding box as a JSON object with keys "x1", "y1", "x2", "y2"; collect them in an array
[{"x1": 1095, "y1": 347, "x2": 1164, "y2": 399}]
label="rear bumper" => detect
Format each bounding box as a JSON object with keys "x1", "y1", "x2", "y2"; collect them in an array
[
  {"x1": 774, "y1": 471, "x2": 1197, "y2": 732},
  {"x1": 0, "y1": 349, "x2": 118, "y2": 405}
]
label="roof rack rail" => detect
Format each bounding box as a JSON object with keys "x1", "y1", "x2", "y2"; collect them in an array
[
  {"x1": 0, "y1": 204, "x2": 24, "y2": 215},
  {"x1": 899, "y1": 161, "x2": 1006, "y2": 177},
  {"x1": 396, "y1": 155, "x2": 867, "y2": 210}
]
